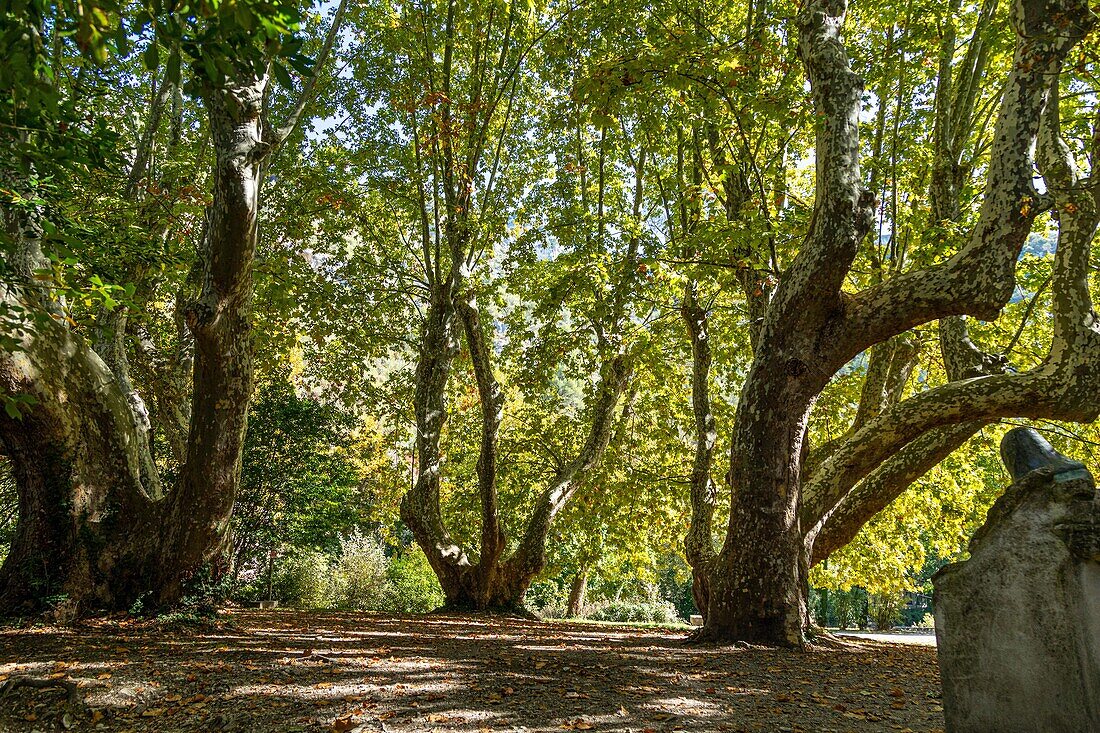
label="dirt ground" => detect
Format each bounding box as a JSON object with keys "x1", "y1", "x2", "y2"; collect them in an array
[{"x1": 0, "y1": 610, "x2": 944, "y2": 733}]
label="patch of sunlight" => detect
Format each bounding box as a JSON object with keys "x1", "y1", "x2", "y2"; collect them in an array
[{"x1": 649, "y1": 695, "x2": 728, "y2": 713}]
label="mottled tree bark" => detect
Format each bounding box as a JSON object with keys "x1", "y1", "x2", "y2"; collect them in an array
[
  {"x1": 0, "y1": 304, "x2": 159, "y2": 611},
  {"x1": 696, "y1": 0, "x2": 1094, "y2": 647},
  {"x1": 802, "y1": 0, "x2": 1003, "y2": 568},
  {"x1": 567, "y1": 565, "x2": 589, "y2": 618},
  {"x1": 694, "y1": 0, "x2": 872, "y2": 647},
  {"x1": 153, "y1": 76, "x2": 269, "y2": 604},
  {"x1": 682, "y1": 283, "x2": 717, "y2": 620},
  {"x1": 402, "y1": 337, "x2": 632, "y2": 611}
]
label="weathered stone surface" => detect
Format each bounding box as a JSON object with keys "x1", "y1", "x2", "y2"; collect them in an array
[{"x1": 933, "y1": 429, "x2": 1100, "y2": 733}]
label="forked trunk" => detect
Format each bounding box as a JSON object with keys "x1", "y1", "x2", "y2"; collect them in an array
[
  {"x1": 0, "y1": 76, "x2": 267, "y2": 615},
  {"x1": 432, "y1": 559, "x2": 534, "y2": 613}
]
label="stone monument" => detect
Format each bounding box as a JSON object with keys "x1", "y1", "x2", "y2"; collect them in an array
[{"x1": 933, "y1": 427, "x2": 1100, "y2": 732}]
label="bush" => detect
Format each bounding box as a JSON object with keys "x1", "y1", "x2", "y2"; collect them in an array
[
  {"x1": 239, "y1": 534, "x2": 446, "y2": 613},
  {"x1": 656, "y1": 554, "x2": 695, "y2": 621},
  {"x1": 869, "y1": 592, "x2": 904, "y2": 631},
  {"x1": 833, "y1": 588, "x2": 867, "y2": 629},
  {"x1": 586, "y1": 599, "x2": 680, "y2": 625},
  {"x1": 383, "y1": 548, "x2": 444, "y2": 613},
  {"x1": 333, "y1": 532, "x2": 393, "y2": 611},
  {"x1": 535, "y1": 598, "x2": 569, "y2": 619},
  {"x1": 272, "y1": 551, "x2": 335, "y2": 608},
  {"x1": 525, "y1": 578, "x2": 567, "y2": 617}
]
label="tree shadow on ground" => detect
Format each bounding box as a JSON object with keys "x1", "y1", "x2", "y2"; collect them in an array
[{"x1": 0, "y1": 610, "x2": 944, "y2": 732}]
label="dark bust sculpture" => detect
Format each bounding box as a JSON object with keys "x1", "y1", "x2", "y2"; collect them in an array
[
  {"x1": 999, "y1": 426, "x2": 1089, "y2": 482},
  {"x1": 933, "y1": 427, "x2": 1100, "y2": 733}
]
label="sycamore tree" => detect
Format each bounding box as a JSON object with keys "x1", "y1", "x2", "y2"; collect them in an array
[
  {"x1": 0, "y1": 0, "x2": 348, "y2": 613},
  {"x1": 576, "y1": 0, "x2": 1098, "y2": 644},
  {"x1": 332, "y1": 0, "x2": 678, "y2": 610},
  {"x1": 668, "y1": 0, "x2": 1099, "y2": 646}
]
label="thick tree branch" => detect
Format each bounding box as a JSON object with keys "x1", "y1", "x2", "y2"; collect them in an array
[
  {"x1": 766, "y1": 0, "x2": 871, "y2": 335},
  {"x1": 125, "y1": 64, "x2": 177, "y2": 197},
  {"x1": 830, "y1": 0, "x2": 1094, "y2": 362},
  {"x1": 455, "y1": 294, "x2": 506, "y2": 599},
  {"x1": 399, "y1": 286, "x2": 470, "y2": 590},
  {"x1": 802, "y1": 72, "x2": 1100, "y2": 543},
  {"x1": 508, "y1": 353, "x2": 632, "y2": 579},
  {"x1": 808, "y1": 421, "x2": 987, "y2": 564}
]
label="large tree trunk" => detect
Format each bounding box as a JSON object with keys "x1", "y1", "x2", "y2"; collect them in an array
[
  {"x1": 0, "y1": 0, "x2": 347, "y2": 615},
  {"x1": 151, "y1": 76, "x2": 267, "y2": 605},
  {"x1": 698, "y1": 368, "x2": 814, "y2": 647},
  {"x1": 682, "y1": 283, "x2": 717, "y2": 620},
  {"x1": 0, "y1": 345, "x2": 158, "y2": 612},
  {"x1": 694, "y1": 0, "x2": 868, "y2": 647},
  {"x1": 0, "y1": 75, "x2": 270, "y2": 614},
  {"x1": 400, "y1": 59, "x2": 639, "y2": 611},
  {"x1": 399, "y1": 286, "x2": 471, "y2": 604},
  {"x1": 402, "y1": 340, "x2": 631, "y2": 612},
  {"x1": 0, "y1": 156, "x2": 160, "y2": 612},
  {"x1": 694, "y1": 0, "x2": 1092, "y2": 647}
]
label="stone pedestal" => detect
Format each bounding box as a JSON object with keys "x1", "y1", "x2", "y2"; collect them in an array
[
  {"x1": 933, "y1": 429, "x2": 1100, "y2": 733},
  {"x1": 258, "y1": 600, "x2": 279, "y2": 609}
]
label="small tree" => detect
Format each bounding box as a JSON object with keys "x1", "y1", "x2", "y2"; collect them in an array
[{"x1": 231, "y1": 377, "x2": 364, "y2": 589}]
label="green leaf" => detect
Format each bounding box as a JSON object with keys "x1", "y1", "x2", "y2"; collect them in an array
[
  {"x1": 165, "y1": 50, "x2": 181, "y2": 85},
  {"x1": 143, "y1": 42, "x2": 159, "y2": 70},
  {"x1": 201, "y1": 52, "x2": 223, "y2": 85},
  {"x1": 272, "y1": 60, "x2": 294, "y2": 90},
  {"x1": 235, "y1": 4, "x2": 254, "y2": 30},
  {"x1": 285, "y1": 53, "x2": 314, "y2": 76}
]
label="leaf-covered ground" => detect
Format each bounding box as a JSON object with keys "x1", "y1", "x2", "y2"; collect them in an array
[{"x1": 0, "y1": 610, "x2": 944, "y2": 733}]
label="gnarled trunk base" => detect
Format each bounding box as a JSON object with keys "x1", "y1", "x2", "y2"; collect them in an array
[
  {"x1": 693, "y1": 521, "x2": 810, "y2": 648},
  {"x1": 435, "y1": 560, "x2": 538, "y2": 615}
]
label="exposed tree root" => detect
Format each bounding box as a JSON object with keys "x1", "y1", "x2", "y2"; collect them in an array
[
  {"x1": 684, "y1": 624, "x2": 813, "y2": 650},
  {"x1": 0, "y1": 675, "x2": 81, "y2": 704}
]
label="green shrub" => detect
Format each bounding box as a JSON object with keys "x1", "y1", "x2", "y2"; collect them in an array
[
  {"x1": 525, "y1": 578, "x2": 567, "y2": 617},
  {"x1": 833, "y1": 588, "x2": 866, "y2": 629},
  {"x1": 869, "y1": 592, "x2": 904, "y2": 631},
  {"x1": 238, "y1": 534, "x2": 445, "y2": 613},
  {"x1": 656, "y1": 554, "x2": 695, "y2": 621},
  {"x1": 383, "y1": 547, "x2": 444, "y2": 613},
  {"x1": 587, "y1": 600, "x2": 680, "y2": 625},
  {"x1": 333, "y1": 532, "x2": 392, "y2": 610},
  {"x1": 538, "y1": 599, "x2": 569, "y2": 619},
  {"x1": 272, "y1": 551, "x2": 334, "y2": 608}
]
